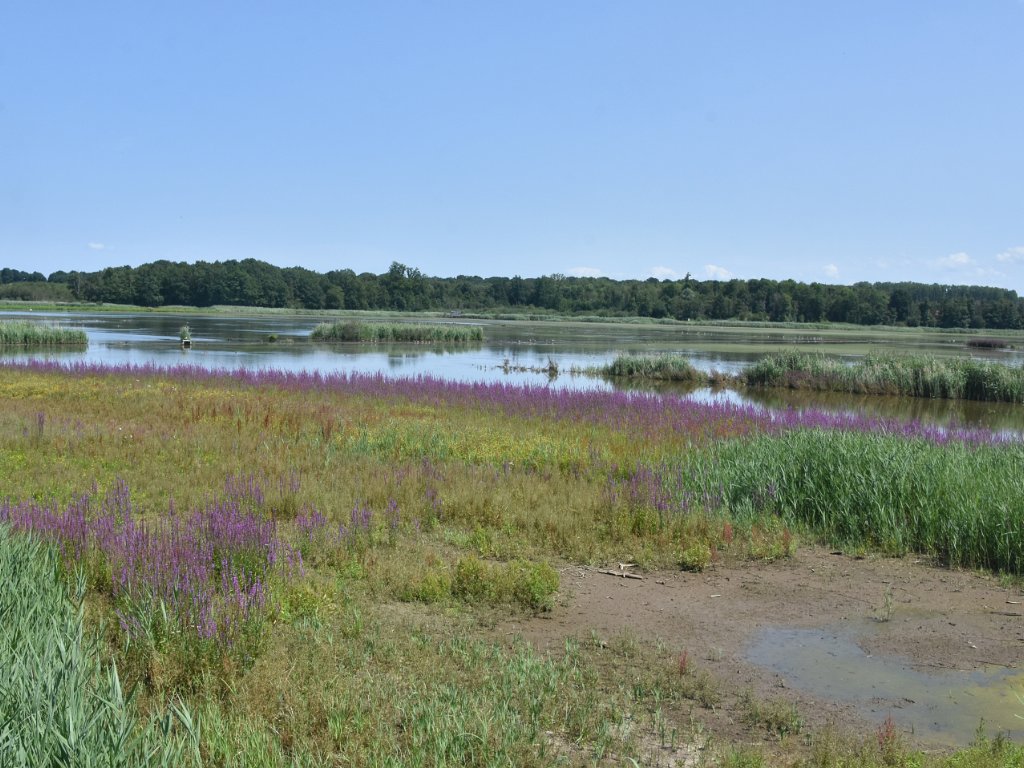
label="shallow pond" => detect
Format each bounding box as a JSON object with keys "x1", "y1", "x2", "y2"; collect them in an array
[
  {"x1": 3, "y1": 310, "x2": 1024, "y2": 431},
  {"x1": 747, "y1": 626, "x2": 1024, "y2": 746}
]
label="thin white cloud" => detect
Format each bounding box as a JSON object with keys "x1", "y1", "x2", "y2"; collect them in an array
[
  {"x1": 87, "y1": 242, "x2": 106, "y2": 251},
  {"x1": 650, "y1": 266, "x2": 679, "y2": 279},
  {"x1": 937, "y1": 251, "x2": 973, "y2": 269},
  {"x1": 973, "y1": 267, "x2": 1003, "y2": 280},
  {"x1": 703, "y1": 264, "x2": 732, "y2": 280},
  {"x1": 929, "y1": 250, "x2": 1004, "y2": 283},
  {"x1": 996, "y1": 246, "x2": 1024, "y2": 264},
  {"x1": 568, "y1": 266, "x2": 603, "y2": 278},
  {"x1": 823, "y1": 263, "x2": 839, "y2": 278}
]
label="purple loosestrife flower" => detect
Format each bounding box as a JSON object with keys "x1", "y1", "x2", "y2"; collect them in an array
[
  {"x1": 296, "y1": 505, "x2": 327, "y2": 540},
  {"x1": 1, "y1": 477, "x2": 299, "y2": 648},
  {"x1": 7, "y1": 358, "x2": 1018, "y2": 446}
]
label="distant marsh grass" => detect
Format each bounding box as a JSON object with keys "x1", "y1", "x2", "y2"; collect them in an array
[
  {"x1": 0, "y1": 319, "x2": 87, "y2": 346},
  {"x1": 744, "y1": 350, "x2": 1024, "y2": 403},
  {"x1": 965, "y1": 337, "x2": 1010, "y2": 349},
  {"x1": 311, "y1": 319, "x2": 483, "y2": 343}
]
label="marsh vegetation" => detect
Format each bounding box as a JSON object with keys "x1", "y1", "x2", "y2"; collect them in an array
[
  {"x1": 596, "y1": 350, "x2": 1024, "y2": 405},
  {"x1": 743, "y1": 350, "x2": 1024, "y2": 403},
  {"x1": 1, "y1": 360, "x2": 1022, "y2": 763}
]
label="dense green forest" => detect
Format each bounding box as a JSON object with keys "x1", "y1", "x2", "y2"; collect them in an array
[{"x1": 3, "y1": 260, "x2": 1023, "y2": 329}]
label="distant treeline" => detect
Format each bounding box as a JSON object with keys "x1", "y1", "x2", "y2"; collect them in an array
[{"x1": 4, "y1": 260, "x2": 1024, "y2": 329}]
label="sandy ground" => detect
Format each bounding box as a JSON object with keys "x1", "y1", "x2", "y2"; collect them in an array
[{"x1": 502, "y1": 546, "x2": 1024, "y2": 752}]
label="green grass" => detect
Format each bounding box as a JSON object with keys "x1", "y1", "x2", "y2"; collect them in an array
[
  {"x1": 744, "y1": 350, "x2": 1024, "y2": 403},
  {"x1": 676, "y1": 430, "x2": 1024, "y2": 572},
  {"x1": 311, "y1": 319, "x2": 484, "y2": 343},
  {"x1": 0, "y1": 319, "x2": 87, "y2": 346}
]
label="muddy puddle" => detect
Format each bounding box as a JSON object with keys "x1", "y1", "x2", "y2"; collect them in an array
[{"x1": 747, "y1": 625, "x2": 1024, "y2": 746}]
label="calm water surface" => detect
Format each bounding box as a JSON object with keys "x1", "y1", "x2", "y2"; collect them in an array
[
  {"x1": 4, "y1": 311, "x2": 1024, "y2": 432},
  {"x1": 748, "y1": 625, "x2": 1024, "y2": 747}
]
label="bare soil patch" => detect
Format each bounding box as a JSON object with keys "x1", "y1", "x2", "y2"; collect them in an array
[{"x1": 501, "y1": 546, "x2": 1024, "y2": 751}]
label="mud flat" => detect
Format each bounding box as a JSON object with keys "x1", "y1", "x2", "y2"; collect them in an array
[{"x1": 504, "y1": 545, "x2": 1024, "y2": 750}]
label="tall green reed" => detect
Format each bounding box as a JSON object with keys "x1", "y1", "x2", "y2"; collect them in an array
[
  {"x1": 0, "y1": 525, "x2": 199, "y2": 766},
  {"x1": 683, "y1": 431, "x2": 1024, "y2": 572}
]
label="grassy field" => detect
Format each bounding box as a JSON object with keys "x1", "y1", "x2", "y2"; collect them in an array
[
  {"x1": 0, "y1": 319, "x2": 87, "y2": 346},
  {"x1": 1, "y1": 361, "x2": 1023, "y2": 765},
  {"x1": 4, "y1": 298, "x2": 1024, "y2": 337}
]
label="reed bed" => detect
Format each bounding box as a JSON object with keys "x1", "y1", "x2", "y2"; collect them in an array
[
  {"x1": 1, "y1": 360, "x2": 1022, "y2": 764},
  {"x1": 744, "y1": 350, "x2": 1024, "y2": 403},
  {"x1": 310, "y1": 319, "x2": 483, "y2": 343},
  {"x1": 0, "y1": 318, "x2": 87, "y2": 346},
  {"x1": 632, "y1": 431, "x2": 1024, "y2": 572}
]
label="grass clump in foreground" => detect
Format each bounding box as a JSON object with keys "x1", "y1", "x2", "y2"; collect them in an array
[
  {"x1": 0, "y1": 524, "x2": 199, "y2": 766},
  {"x1": 311, "y1": 319, "x2": 483, "y2": 343},
  {"x1": 0, "y1": 319, "x2": 87, "y2": 347},
  {"x1": 745, "y1": 350, "x2": 1024, "y2": 403},
  {"x1": 2, "y1": 360, "x2": 1024, "y2": 764}
]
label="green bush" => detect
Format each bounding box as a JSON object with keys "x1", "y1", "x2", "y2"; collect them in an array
[{"x1": 680, "y1": 540, "x2": 712, "y2": 572}]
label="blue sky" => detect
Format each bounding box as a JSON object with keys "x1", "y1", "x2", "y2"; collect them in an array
[{"x1": 2, "y1": 2, "x2": 1023, "y2": 291}]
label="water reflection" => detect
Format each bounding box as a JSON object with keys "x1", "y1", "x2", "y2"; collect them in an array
[{"x1": 741, "y1": 387, "x2": 1024, "y2": 433}]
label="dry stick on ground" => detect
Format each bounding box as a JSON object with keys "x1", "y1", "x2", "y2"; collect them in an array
[{"x1": 598, "y1": 570, "x2": 644, "y2": 580}]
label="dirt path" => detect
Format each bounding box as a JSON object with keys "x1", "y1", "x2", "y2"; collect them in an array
[{"x1": 502, "y1": 547, "x2": 1024, "y2": 749}]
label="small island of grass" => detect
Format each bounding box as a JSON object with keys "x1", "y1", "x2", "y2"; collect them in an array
[
  {"x1": 0, "y1": 320, "x2": 87, "y2": 347},
  {"x1": 311, "y1": 320, "x2": 483, "y2": 343},
  {"x1": 598, "y1": 353, "x2": 706, "y2": 383},
  {"x1": 595, "y1": 350, "x2": 1024, "y2": 405}
]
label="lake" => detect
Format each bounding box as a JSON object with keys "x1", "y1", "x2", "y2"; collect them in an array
[{"x1": 3, "y1": 309, "x2": 1024, "y2": 432}]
